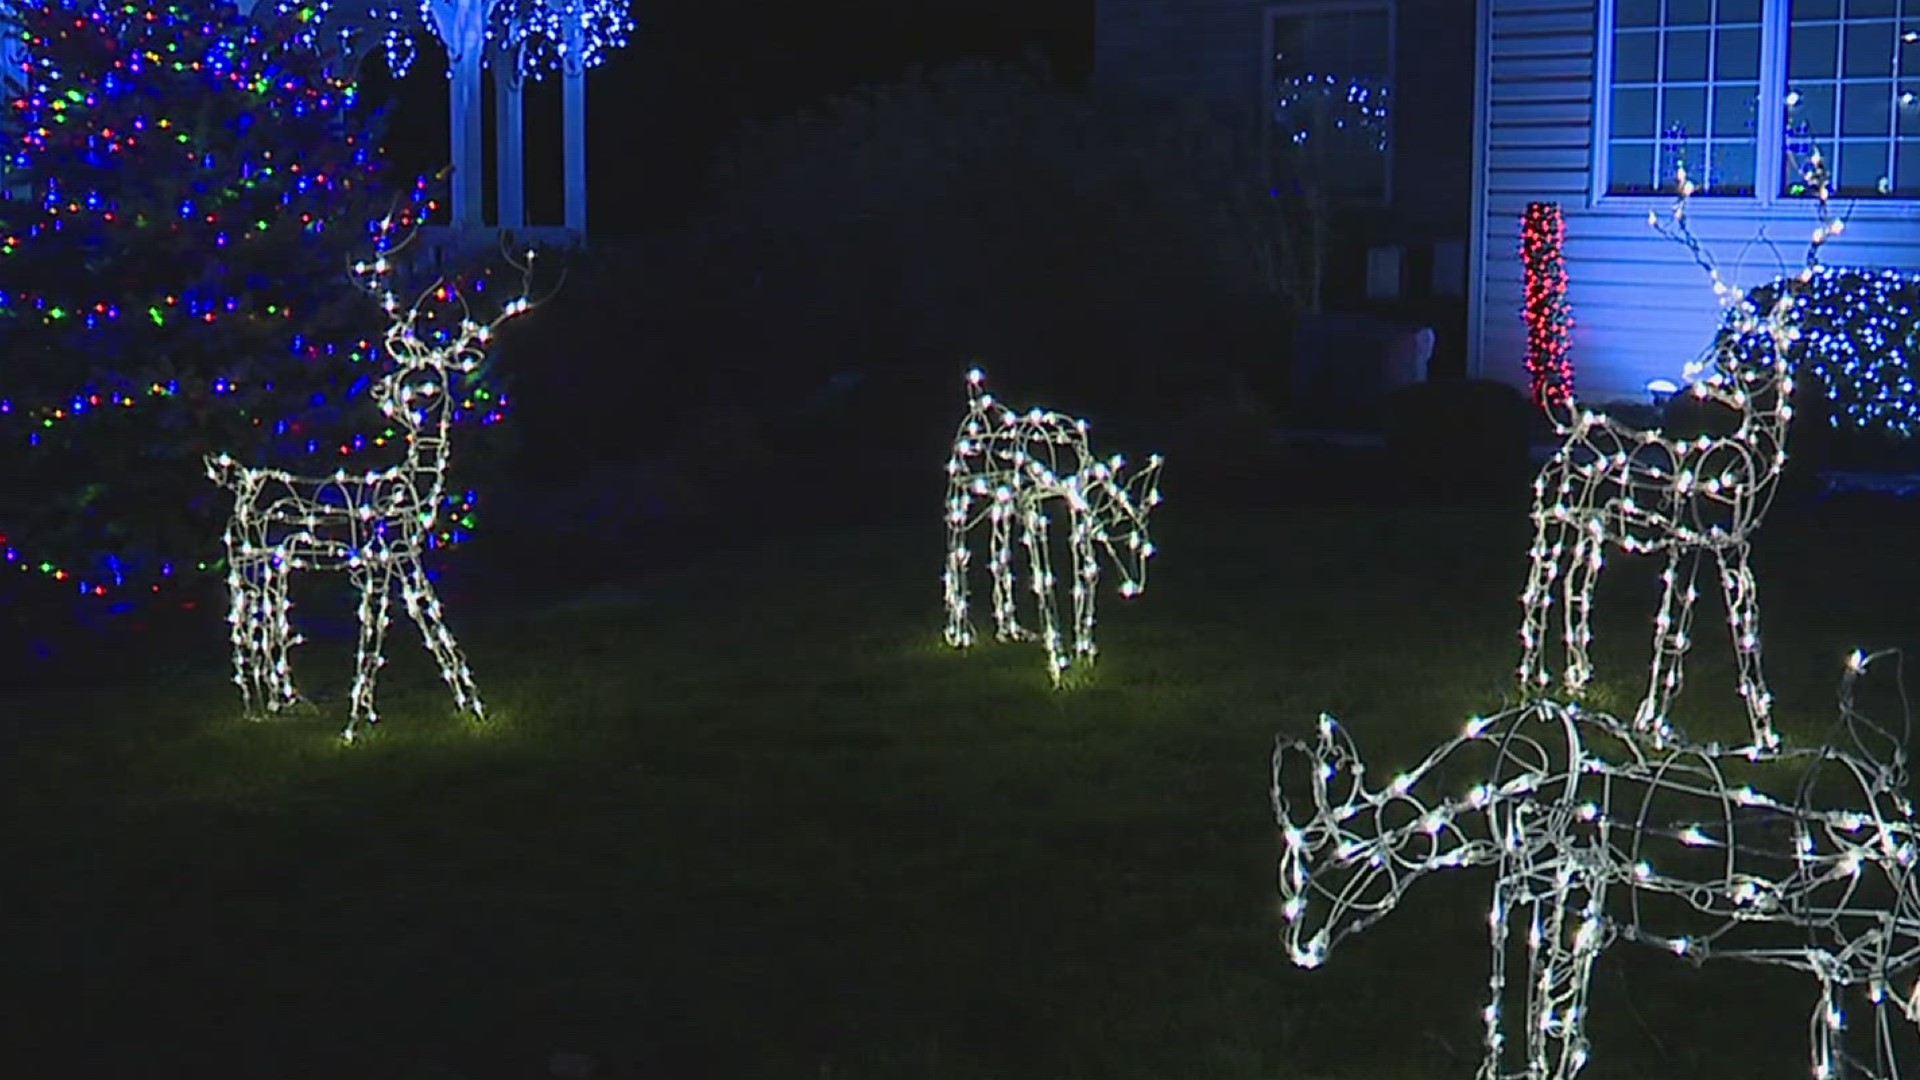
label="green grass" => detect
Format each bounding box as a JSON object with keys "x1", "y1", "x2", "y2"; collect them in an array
[{"x1": 5, "y1": 493, "x2": 1920, "y2": 1079}]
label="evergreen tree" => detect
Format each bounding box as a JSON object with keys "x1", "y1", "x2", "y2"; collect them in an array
[{"x1": 0, "y1": 0, "x2": 497, "y2": 613}]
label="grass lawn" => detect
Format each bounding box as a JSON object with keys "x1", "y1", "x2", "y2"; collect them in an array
[{"x1": 5, "y1": 455, "x2": 1920, "y2": 1079}]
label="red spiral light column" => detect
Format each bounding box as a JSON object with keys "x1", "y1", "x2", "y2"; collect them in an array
[{"x1": 1520, "y1": 202, "x2": 1575, "y2": 410}]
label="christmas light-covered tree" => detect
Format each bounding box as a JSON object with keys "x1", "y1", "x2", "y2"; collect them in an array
[
  {"x1": 0, "y1": 0, "x2": 507, "y2": 614},
  {"x1": 1520, "y1": 201, "x2": 1573, "y2": 411}
]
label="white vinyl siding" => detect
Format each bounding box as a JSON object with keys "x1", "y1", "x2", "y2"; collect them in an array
[{"x1": 1472, "y1": 0, "x2": 1920, "y2": 403}]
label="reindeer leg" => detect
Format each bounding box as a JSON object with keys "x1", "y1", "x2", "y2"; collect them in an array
[
  {"x1": 989, "y1": 492, "x2": 1025, "y2": 642},
  {"x1": 943, "y1": 493, "x2": 975, "y2": 649},
  {"x1": 1070, "y1": 509, "x2": 1099, "y2": 662},
  {"x1": 1524, "y1": 885, "x2": 1604, "y2": 1080},
  {"x1": 1640, "y1": 548, "x2": 1699, "y2": 740},
  {"x1": 1811, "y1": 978, "x2": 1846, "y2": 1080},
  {"x1": 1481, "y1": 882, "x2": 1518, "y2": 1080},
  {"x1": 222, "y1": 549, "x2": 266, "y2": 720},
  {"x1": 401, "y1": 556, "x2": 484, "y2": 719},
  {"x1": 344, "y1": 568, "x2": 392, "y2": 742},
  {"x1": 261, "y1": 554, "x2": 304, "y2": 712},
  {"x1": 1559, "y1": 525, "x2": 1603, "y2": 698},
  {"x1": 1021, "y1": 500, "x2": 1067, "y2": 684},
  {"x1": 1518, "y1": 502, "x2": 1566, "y2": 696},
  {"x1": 1714, "y1": 545, "x2": 1776, "y2": 749},
  {"x1": 1871, "y1": 986, "x2": 1901, "y2": 1080}
]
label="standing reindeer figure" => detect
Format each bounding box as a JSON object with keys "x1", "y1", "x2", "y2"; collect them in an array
[
  {"x1": 1517, "y1": 159, "x2": 1838, "y2": 751},
  {"x1": 1274, "y1": 653, "x2": 1920, "y2": 1080},
  {"x1": 942, "y1": 368, "x2": 1163, "y2": 684},
  {"x1": 205, "y1": 228, "x2": 543, "y2": 741}
]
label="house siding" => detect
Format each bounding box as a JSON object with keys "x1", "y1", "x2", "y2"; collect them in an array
[{"x1": 1472, "y1": 0, "x2": 1920, "y2": 403}]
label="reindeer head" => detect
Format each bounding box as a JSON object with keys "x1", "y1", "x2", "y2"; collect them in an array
[
  {"x1": 1076, "y1": 452, "x2": 1162, "y2": 599},
  {"x1": 349, "y1": 224, "x2": 545, "y2": 440},
  {"x1": 1272, "y1": 714, "x2": 1402, "y2": 969}
]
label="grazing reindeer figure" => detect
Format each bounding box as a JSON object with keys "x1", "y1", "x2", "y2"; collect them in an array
[
  {"x1": 942, "y1": 368, "x2": 1163, "y2": 684},
  {"x1": 1274, "y1": 652, "x2": 1920, "y2": 1080},
  {"x1": 1517, "y1": 158, "x2": 1840, "y2": 751},
  {"x1": 205, "y1": 227, "x2": 544, "y2": 741}
]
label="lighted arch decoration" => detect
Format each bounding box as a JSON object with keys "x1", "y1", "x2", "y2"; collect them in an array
[{"x1": 256, "y1": 0, "x2": 633, "y2": 236}]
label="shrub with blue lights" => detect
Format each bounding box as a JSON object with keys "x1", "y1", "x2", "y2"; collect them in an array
[
  {"x1": 1736, "y1": 266, "x2": 1920, "y2": 442},
  {"x1": 0, "y1": 0, "x2": 506, "y2": 610}
]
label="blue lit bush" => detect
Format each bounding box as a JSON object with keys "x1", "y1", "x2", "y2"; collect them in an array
[{"x1": 1738, "y1": 267, "x2": 1920, "y2": 443}]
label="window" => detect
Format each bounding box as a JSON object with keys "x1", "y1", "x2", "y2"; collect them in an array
[
  {"x1": 1268, "y1": 2, "x2": 1394, "y2": 202},
  {"x1": 1783, "y1": 0, "x2": 1920, "y2": 196},
  {"x1": 1601, "y1": 0, "x2": 1920, "y2": 199}
]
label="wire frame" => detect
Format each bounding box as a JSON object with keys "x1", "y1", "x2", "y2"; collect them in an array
[
  {"x1": 1276, "y1": 651, "x2": 1920, "y2": 1080},
  {"x1": 942, "y1": 368, "x2": 1162, "y2": 685},
  {"x1": 204, "y1": 219, "x2": 548, "y2": 741}
]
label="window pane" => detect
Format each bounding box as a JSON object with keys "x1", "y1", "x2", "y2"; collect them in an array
[
  {"x1": 1664, "y1": 29, "x2": 1711, "y2": 79},
  {"x1": 1792, "y1": 0, "x2": 1840, "y2": 17},
  {"x1": 1712, "y1": 83, "x2": 1760, "y2": 135},
  {"x1": 1846, "y1": 0, "x2": 1897, "y2": 16},
  {"x1": 1667, "y1": 0, "x2": 1712, "y2": 23},
  {"x1": 1615, "y1": 87, "x2": 1660, "y2": 136},
  {"x1": 1894, "y1": 139, "x2": 1920, "y2": 195},
  {"x1": 1712, "y1": 27, "x2": 1758, "y2": 77},
  {"x1": 1844, "y1": 22, "x2": 1896, "y2": 78},
  {"x1": 1608, "y1": 0, "x2": 1770, "y2": 197},
  {"x1": 1837, "y1": 140, "x2": 1892, "y2": 191},
  {"x1": 1618, "y1": 0, "x2": 1661, "y2": 27},
  {"x1": 1788, "y1": 83, "x2": 1838, "y2": 135},
  {"x1": 1611, "y1": 142, "x2": 1659, "y2": 192},
  {"x1": 1842, "y1": 81, "x2": 1894, "y2": 134},
  {"x1": 1715, "y1": 27, "x2": 1761, "y2": 77},
  {"x1": 1615, "y1": 30, "x2": 1661, "y2": 82},
  {"x1": 1664, "y1": 86, "x2": 1709, "y2": 136},
  {"x1": 1269, "y1": 5, "x2": 1391, "y2": 203},
  {"x1": 1708, "y1": 139, "x2": 1757, "y2": 192},
  {"x1": 1789, "y1": 24, "x2": 1840, "y2": 80}
]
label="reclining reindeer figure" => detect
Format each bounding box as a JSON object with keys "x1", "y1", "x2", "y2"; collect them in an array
[
  {"x1": 1517, "y1": 158, "x2": 1839, "y2": 751},
  {"x1": 206, "y1": 226, "x2": 544, "y2": 741},
  {"x1": 1274, "y1": 651, "x2": 1920, "y2": 1080},
  {"x1": 942, "y1": 368, "x2": 1163, "y2": 684}
]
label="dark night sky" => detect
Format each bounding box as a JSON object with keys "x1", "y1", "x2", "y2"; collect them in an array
[{"x1": 369, "y1": 0, "x2": 1092, "y2": 232}]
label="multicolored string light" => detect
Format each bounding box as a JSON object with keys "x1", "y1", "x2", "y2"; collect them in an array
[
  {"x1": 205, "y1": 220, "x2": 549, "y2": 741},
  {"x1": 942, "y1": 369, "x2": 1162, "y2": 685},
  {"x1": 0, "y1": 1, "x2": 511, "y2": 603},
  {"x1": 1275, "y1": 650, "x2": 1920, "y2": 1080}
]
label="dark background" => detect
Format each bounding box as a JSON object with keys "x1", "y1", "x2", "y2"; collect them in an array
[{"x1": 369, "y1": 0, "x2": 1095, "y2": 231}]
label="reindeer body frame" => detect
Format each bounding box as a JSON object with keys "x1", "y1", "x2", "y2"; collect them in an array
[
  {"x1": 942, "y1": 369, "x2": 1163, "y2": 684},
  {"x1": 206, "y1": 238, "x2": 540, "y2": 740},
  {"x1": 1518, "y1": 292, "x2": 1800, "y2": 750},
  {"x1": 1275, "y1": 667, "x2": 1920, "y2": 1080}
]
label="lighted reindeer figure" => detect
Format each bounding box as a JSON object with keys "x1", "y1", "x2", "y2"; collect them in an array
[
  {"x1": 1517, "y1": 158, "x2": 1842, "y2": 752},
  {"x1": 942, "y1": 369, "x2": 1163, "y2": 684},
  {"x1": 205, "y1": 228, "x2": 543, "y2": 741},
  {"x1": 1275, "y1": 652, "x2": 1920, "y2": 1080}
]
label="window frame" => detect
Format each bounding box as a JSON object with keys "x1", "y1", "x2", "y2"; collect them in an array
[
  {"x1": 1590, "y1": 0, "x2": 1920, "y2": 213},
  {"x1": 1262, "y1": 0, "x2": 1398, "y2": 206}
]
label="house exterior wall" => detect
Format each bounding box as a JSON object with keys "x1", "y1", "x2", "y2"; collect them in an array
[
  {"x1": 1094, "y1": 0, "x2": 1478, "y2": 373},
  {"x1": 1472, "y1": 0, "x2": 1920, "y2": 404}
]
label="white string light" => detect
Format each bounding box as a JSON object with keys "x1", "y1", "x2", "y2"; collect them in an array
[
  {"x1": 1275, "y1": 650, "x2": 1920, "y2": 1080},
  {"x1": 204, "y1": 219, "x2": 546, "y2": 742},
  {"x1": 942, "y1": 369, "x2": 1162, "y2": 685},
  {"x1": 1517, "y1": 159, "x2": 1841, "y2": 753}
]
